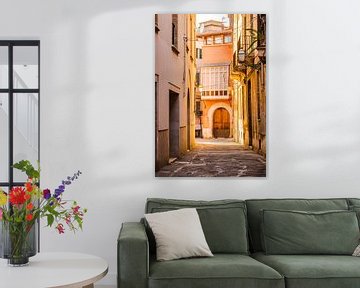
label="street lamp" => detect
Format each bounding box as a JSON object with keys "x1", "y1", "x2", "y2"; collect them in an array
[{"x1": 238, "y1": 49, "x2": 245, "y2": 63}]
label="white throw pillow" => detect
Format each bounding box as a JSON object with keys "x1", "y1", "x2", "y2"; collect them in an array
[
  {"x1": 353, "y1": 244, "x2": 360, "y2": 256},
  {"x1": 145, "y1": 208, "x2": 213, "y2": 261}
]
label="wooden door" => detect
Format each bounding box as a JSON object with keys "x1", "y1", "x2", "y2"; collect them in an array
[{"x1": 213, "y1": 108, "x2": 230, "y2": 138}]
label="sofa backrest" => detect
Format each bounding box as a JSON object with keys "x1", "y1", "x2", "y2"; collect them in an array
[
  {"x1": 348, "y1": 198, "x2": 360, "y2": 207},
  {"x1": 145, "y1": 198, "x2": 249, "y2": 255},
  {"x1": 245, "y1": 198, "x2": 349, "y2": 252}
]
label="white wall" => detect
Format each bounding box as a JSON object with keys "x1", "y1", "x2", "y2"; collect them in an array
[{"x1": 1, "y1": 0, "x2": 360, "y2": 286}]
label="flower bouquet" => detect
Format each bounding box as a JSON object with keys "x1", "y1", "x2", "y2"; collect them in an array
[{"x1": 0, "y1": 160, "x2": 87, "y2": 266}]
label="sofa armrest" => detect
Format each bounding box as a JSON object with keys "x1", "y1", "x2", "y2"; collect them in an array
[{"x1": 118, "y1": 222, "x2": 149, "y2": 288}]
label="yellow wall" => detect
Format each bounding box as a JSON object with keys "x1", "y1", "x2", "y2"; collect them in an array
[{"x1": 230, "y1": 14, "x2": 266, "y2": 156}]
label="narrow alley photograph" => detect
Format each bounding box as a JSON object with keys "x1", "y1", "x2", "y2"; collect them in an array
[{"x1": 155, "y1": 14, "x2": 266, "y2": 177}]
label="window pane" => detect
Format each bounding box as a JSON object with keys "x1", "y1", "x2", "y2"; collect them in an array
[
  {"x1": 13, "y1": 93, "x2": 39, "y2": 181},
  {"x1": 0, "y1": 47, "x2": 8, "y2": 89},
  {"x1": 224, "y1": 36, "x2": 232, "y2": 43},
  {"x1": 0, "y1": 93, "x2": 9, "y2": 182},
  {"x1": 13, "y1": 46, "x2": 39, "y2": 89}
]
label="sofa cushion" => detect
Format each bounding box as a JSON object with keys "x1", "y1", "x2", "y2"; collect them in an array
[
  {"x1": 149, "y1": 254, "x2": 284, "y2": 288},
  {"x1": 346, "y1": 199, "x2": 360, "y2": 229},
  {"x1": 246, "y1": 198, "x2": 349, "y2": 252},
  {"x1": 347, "y1": 198, "x2": 360, "y2": 207},
  {"x1": 145, "y1": 208, "x2": 213, "y2": 261},
  {"x1": 261, "y1": 209, "x2": 359, "y2": 255},
  {"x1": 349, "y1": 205, "x2": 360, "y2": 228},
  {"x1": 252, "y1": 252, "x2": 360, "y2": 288},
  {"x1": 146, "y1": 198, "x2": 249, "y2": 254}
]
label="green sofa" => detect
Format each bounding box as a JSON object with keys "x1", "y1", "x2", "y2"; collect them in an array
[{"x1": 118, "y1": 198, "x2": 360, "y2": 288}]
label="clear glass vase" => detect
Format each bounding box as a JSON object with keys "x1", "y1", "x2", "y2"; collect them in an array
[{"x1": 0, "y1": 220, "x2": 37, "y2": 266}]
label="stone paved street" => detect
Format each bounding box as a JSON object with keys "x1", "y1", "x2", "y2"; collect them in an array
[{"x1": 156, "y1": 138, "x2": 266, "y2": 177}]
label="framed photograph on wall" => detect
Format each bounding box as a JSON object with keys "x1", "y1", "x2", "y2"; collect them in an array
[{"x1": 155, "y1": 14, "x2": 266, "y2": 177}]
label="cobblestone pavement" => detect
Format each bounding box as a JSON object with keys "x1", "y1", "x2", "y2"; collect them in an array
[{"x1": 156, "y1": 138, "x2": 266, "y2": 177}]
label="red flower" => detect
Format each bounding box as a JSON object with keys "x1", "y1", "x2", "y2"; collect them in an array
[
  {"x1": 65, "y1": 214, "x2": 71, "y2": 225},
  {"x1": 26, "y1": 214, "x2": 33, "y2": 221},
  {"x1": 26, "y1": 203, "x2": 34, "y2": 210},
  {"x1": 72, "y1": 205, "x2": 80, "y2": 215},
  {"x1": 9, "y1": 187, "x2": 26, "y2": 205},
  {"x1": 24, "y1": 193, "x2": 31, "y2": 201},
  {"x1": 25, "y1": 182, "x2": 33, "y2": 192},
  {"x1": 56, "y1": 223, "x2": 65, "y2": 234}
]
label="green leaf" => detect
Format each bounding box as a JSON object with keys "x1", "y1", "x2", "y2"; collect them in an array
[
  {"x1": 47, "y1": 214, "x2": 54, "y2": 227},
  {"x1": 74, "y1": 215, "x2": 83, "y2": 230},
  {"x1": 46, "y1": 205, "x2": 60, "y2": 217},
  {"x1": 13, "y1": 160, "x2": 30, "y2": 170},
  {"x1": 12, "y1": 160, "x2": 40, "y2": 180}
]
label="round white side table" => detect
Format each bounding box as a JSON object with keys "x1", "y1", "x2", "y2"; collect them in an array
[{"x1": 0, "y1": 252, "x2": 108, "y2": 288}]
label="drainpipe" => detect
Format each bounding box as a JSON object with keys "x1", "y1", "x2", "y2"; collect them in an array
[
  {"x1": 183, "y1": 16, "x2": 188, "y2": 152},
  {"x1": 183, "y1": 16, "x2": 187, "y2": 99}
]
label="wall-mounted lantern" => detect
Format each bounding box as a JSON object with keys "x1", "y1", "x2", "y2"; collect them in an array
[{"x1": 238, "y1": 49, "x2": 245, "y2": 63}]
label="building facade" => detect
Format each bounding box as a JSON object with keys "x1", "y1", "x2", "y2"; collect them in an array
[
  {"x1": 155, "y1": 14, "x2": 196, "y2": 171},
  {"x1": 196, "y1": 20, "x2": 233, "y2": 139},
  {"x1": 230, "y1": 14, "x2": 266, "y2": 156}
]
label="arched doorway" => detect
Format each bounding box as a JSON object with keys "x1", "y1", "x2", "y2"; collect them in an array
[{"x1": 213, "y1": 108, "x2": 230, "y2": 138}]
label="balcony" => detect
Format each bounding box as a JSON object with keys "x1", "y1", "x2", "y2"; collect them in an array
[{"x1": 201, "y1": 89, "x2": 230, "y2": 100}]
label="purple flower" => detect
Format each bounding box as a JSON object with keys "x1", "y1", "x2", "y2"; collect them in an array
[
  {"x1": 43, "y1": 189, "x2": 51, "y2": 200},
  {"x1": 54, "y1": 170, "x2": 82, "y2": 199},
  {"x1": 54, "y1": 189, "x2": 63, "y2": 199}
]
